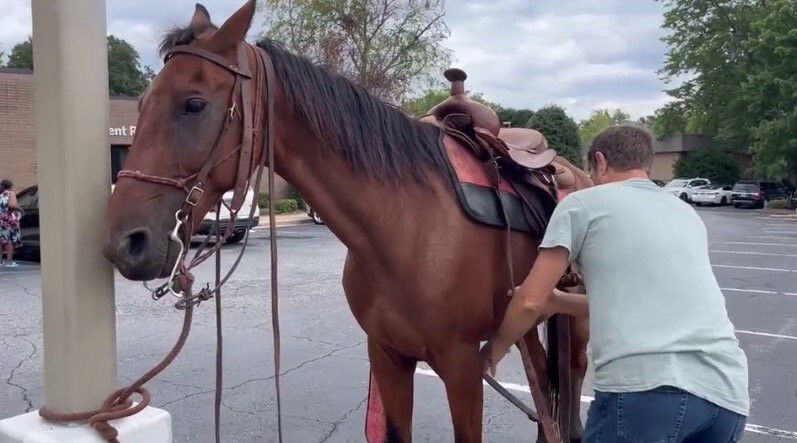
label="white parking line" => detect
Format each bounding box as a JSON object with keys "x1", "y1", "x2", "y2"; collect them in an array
[
  {"x1": 762, "y1": 231, "x2": 796, "y2": 235},
  {"x1": 415, "y1": 369, "x2": 797, "y2": 439},
  {"x1": 736, "y1": 330, "x2": 797, "y2": 341},
  {"x1": 715, "y1": 241, "x2": 797, "y2": 247},
  {"x1": 748, "y1": 235, "x2": 797, "y2": 240},
  {"x1": 711, "y1": 250, "x2": 797, "y2": 258},
  {"x1": 721, "y1": 287, "x2": 780, "y2": 295},
  {"x1": 712, "y1": 264, "x2": 794, "y2": 272}
]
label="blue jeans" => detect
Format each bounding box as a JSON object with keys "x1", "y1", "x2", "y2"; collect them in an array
[{"x1": 584, "y1": 386, "x2": 746, "y2": 442}]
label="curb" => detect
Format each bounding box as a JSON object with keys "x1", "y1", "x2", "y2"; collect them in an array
[{"x1": 252, "y1": 218, "x2": 314, "y2": 230}]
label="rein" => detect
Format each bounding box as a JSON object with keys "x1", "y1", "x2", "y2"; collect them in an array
[{"x1": 39, "y1": 42, "x2": 283, "y2": 443}]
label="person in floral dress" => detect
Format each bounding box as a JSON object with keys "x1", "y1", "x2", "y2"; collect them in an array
[{"x1": 0, "y1": 179, "x2": 22, "y2": 268}]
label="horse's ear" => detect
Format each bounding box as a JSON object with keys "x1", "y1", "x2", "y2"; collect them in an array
[
  {"x1": 189, "y1": 4, "x2": 213, "y2": 34},
  {"x1": 209, "y1": 0, "x2": 256, "y2": 52}
]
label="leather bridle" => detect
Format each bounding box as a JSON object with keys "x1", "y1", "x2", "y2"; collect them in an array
[{"x1": 114, "y1": 42, "x2": 284, "y2": 442}]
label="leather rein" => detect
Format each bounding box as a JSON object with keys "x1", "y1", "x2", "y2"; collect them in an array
[{"x1": 39, "y1": 42, "x2": 284, "y2": 443}]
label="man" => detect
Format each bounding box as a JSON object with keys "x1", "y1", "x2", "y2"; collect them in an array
[{"x1": 482, "y1": 126, "x2": 749, "y2": 441}]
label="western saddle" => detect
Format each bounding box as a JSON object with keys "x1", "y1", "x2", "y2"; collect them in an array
[{"x1": 425, "y1": 68, "x2": 557, "y2": 170}]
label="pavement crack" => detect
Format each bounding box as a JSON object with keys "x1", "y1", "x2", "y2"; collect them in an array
[
  {"x1": 158, "y1": 378, "x2": 204, "y2": 392},
  {"x1": 5, "y1": 336, "x2": 37, "y2": 412},
  {"x1": 13, "y1": 282, "x2": 38, "y2": 299},
  {"x1": 158, "y1": 340, "x2": 366, "y2": 408},
  {"x1": 320, "y1": 397, "x2": 367, "y2": 442}
]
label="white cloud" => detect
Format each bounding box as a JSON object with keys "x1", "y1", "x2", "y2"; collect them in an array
[{"x1": 1, "y1": 0, "x2": 672, "y2": 120}]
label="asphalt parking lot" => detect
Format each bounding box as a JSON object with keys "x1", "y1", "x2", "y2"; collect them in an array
[{"x1": 0, "y1": 206, "x2": 795, "y2": 442}]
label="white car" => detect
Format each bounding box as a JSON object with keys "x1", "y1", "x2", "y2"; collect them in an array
[
  {"x1": 664, "y1": 178, "x2": 711, "y2": 202},
  {"x1": 692, "y1": 185, "x2": 733, "y2": 206},
  {"x1": 196, "y1": 187, "x2": 260, "y2": 243}
]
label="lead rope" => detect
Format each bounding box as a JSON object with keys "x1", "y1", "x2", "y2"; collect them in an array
[
  {"x1": 214, "y1": 202, "x2": 223, "y2": 443},
  {"x1": 263, "y1": 49, "x2": 283, "y2": 443}
]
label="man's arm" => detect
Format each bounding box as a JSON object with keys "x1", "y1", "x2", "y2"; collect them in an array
[{"x1": 482, "y1": 246, "x2": 571, "y2": 374}]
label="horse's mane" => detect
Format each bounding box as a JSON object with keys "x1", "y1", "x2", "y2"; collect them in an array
[{"x1": 159, "y1": 28, "x2": 451, "y2": 187}]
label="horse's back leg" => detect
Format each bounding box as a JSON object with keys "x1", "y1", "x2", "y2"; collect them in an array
[
  {"x1": 430, "y1": 342, "x2": 483, "y2": 443},
  {"x1": 368, "y1": 338, "x2": 417, "y2": 443},
  {"x1": 569, "y1": 315, "x2": 589, "y2": 442}
]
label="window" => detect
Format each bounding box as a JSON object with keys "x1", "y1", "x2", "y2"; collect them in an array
[{"x1": 110, "y1": 145, "x2": 129, "y2": 184}]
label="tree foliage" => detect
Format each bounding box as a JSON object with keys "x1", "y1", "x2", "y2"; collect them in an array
[
  {"x1": 657, "y1": 0, "x2": 796, "y2": 179},
  {"x1": 674, "y1": 149, "x2": 740, "y2": 184},
  {"x1": 401, "y1": 88, "x2": 449, "y2": 117},
  {"x1": 107, "y1": 35, "x2": 151, "y2": 96},
  {"x1": 741, "y1": 0, "x2": 797, "y2": 179},
  {"x1": 578, "y1": 109, "x2": 630, "y2": 146},
  {"x1": 3, "y1": 35, "x2": 151, "y2": 96},
  {"x1": 526, "y1": 105, "x2": 581, "y2": 165},
  {"x1": 496, "y1": 107, "x2": 534, "y2": 128},
  {"x1": 261, "y1": 0, "x2": 452, "y2": 102},
  {"x1": 6, "y1": 37, "x2": 33, "y2": 69}
]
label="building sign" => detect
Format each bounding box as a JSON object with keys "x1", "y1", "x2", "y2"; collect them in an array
[{"x1": 109, "y1": 126, "x2": 136, "y2": 137}]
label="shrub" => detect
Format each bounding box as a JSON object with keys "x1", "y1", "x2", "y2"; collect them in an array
[
  {"x1": 767, "y1": 199, "x2": 788, "y2": 209},
  {"x1": 258, "y1": 192, "x2": 269, "y2": 209},
  {"x1": 275, "y1": 199, "x2": 298, "y2": 214},
  {"x1": 285, "y1": 185, "x2": 305, "y2": 209},
  {"x1": 674, "y1": 149, "x2": 740, "y2": 184}
]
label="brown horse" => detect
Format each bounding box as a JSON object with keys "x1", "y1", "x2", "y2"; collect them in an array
[{"x1": 104, "y1": 1, "x2": 590, "y2": 441}]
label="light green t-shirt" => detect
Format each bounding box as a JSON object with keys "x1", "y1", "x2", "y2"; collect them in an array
[{"x1": 540, "y1": 178, "x2": 749, "y2": 416}]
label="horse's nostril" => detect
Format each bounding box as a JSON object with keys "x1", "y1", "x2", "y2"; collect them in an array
[{"x1": 126, "y1": 230, "x2": 149, "y2": 257}]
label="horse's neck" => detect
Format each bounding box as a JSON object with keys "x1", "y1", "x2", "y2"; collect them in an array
[{"x1": 272, "y1": 122, "x2": 415, "y2": 263}]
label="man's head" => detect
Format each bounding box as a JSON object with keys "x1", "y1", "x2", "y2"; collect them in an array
[
  {"x1": 587, "y1": 125, "x2": 654, "y2": 185},
  {"x1": 0, "y1": 179, "x2": 12, "y2": 192}
]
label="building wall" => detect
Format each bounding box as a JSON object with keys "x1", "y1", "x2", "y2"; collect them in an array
[
  {"x1": 0, "y1": 69, "x2": 291, "y2": 199},
  {"x1": 650, "y1": 152, "x2": 681, "y2": 181},
  {"x1": 0, "y1": 69, "x2": 37, "y2": 189}
]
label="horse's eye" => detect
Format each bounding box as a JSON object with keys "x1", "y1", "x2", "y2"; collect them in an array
[{"x1": 184, "y1": 98, "x2": 207, "y2": 114}]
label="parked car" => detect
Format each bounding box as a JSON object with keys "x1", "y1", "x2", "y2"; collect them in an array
[
  {"x1": 195, "y1": 187, "x2": 260, "y2": 243},
  {"x1": 731, "y1": 180, "x2": 789, "y2": 209},
  {"x1": 692, "y1": 185, "x2": 733, "y2": 206},
  {"x1": 788, "y1": 191, "x2": 797, "y2": 210},
  {"x1": 15, "y1": 185, "x2": 40, "y2": 261},
  {"x1": 305, "y1": 204, "x2": 324, "y2": 224},
  {"x1": 664, "y1": 178, "x2": 711, "y2": 202}
]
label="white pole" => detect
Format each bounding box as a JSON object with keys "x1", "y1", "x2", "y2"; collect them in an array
[
  {"x1": 0, "y1": 0, "x2": 171, "y2": 440},
  {"x1": 31, "y1": 0, "x2": 117, "y2": 412}
]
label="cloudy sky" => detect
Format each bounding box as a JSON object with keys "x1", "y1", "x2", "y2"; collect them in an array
[{"x1": 0, "y1": 0, "x2": 673, "y2": 120}]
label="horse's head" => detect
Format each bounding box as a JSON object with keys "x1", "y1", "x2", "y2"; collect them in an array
[{"x1": 105, "y1": 1, "x2": 259, "y2": 280}]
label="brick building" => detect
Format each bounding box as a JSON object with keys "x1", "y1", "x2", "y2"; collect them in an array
[
  {"x1": 649, "y1": 134, "x2": 753, "y2": 182},
  {"x1": 1, "y1": 68, "x2": 288, "y2": 196}
]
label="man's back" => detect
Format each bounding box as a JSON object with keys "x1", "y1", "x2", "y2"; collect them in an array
[{"x1": 546, "y1": 178, "x2": 749, "y2": 415}]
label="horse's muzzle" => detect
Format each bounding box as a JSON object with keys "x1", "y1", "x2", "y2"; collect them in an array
[{"x1": 104, "y1": 227, "x2": 172, "y2": 280}]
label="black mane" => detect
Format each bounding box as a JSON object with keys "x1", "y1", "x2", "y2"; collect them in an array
[{"x1": 158, "y1": 29, "x2": 451, "y2": 186}]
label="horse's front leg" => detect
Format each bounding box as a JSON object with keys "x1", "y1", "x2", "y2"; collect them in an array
[
  {"x1": 568, "y1": 315, "x2": 589, "y2": 442},
  {"x1": 430, "y1": 342, "x2": 484, "y2": 443},
  {"x1": 368, "y1": 338, "x2": 418, "y2": 443}
]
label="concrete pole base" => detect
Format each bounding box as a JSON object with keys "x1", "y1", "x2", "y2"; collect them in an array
[{"x1": 0, "y1": 407, "x2": 171, "y2": 443}]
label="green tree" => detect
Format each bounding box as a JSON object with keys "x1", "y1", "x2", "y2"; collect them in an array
[
  {"x1": 578, "y1": 109, "x2": 630, "y2": 146},
  {"x1": 740, "y1": 0, "x2": 797, "y2": 179},
  {"x1": 4, "y1": 35, "x2": 150, "y2": 96},
  {"x1": 402, "y1": 88, "x2": 449, "y2": 117},
  {"x1": 649, "y1": 101, "x2": 688, "y2": 139},
  {"x1": 526, "y1": 105, "x2": 581, "y2": 165},
  {"x1": 6, "y1": 37, "x2": 33, "y2": 69},
  {"x1": 496, "y1": 107, "x2": 534, "y2": 128},
  {"x1": 674, "y1": 149, "x2": 740, "y2": 184},
  {"x1": 107, "y1": 35, "x2": 150, "y2": 96},
  {"x1": 261, "y1": 0, "x2": 452, "y2": 102},
  {"x1": 658, "y1": 0, "x2": 763, "y2": 151}
]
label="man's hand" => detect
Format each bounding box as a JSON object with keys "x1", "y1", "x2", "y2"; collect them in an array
[{"x1": 479, "y1": 340, "x2": 510, "y2": 377}]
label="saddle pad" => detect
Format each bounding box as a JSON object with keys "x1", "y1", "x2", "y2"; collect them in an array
[{"x1": 442, "y1": 135, "x2": 550, "y2": 235}]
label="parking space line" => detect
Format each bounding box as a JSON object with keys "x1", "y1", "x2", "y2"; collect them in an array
[
  {"x1": 721, "y1": 287, "x2": 780, "y2": 295},
  {"x1": 711, "y1": 250, "x2": 797, "y2": 258},
  {"x1": 712, "y1": 264, "x2": 794, "y2": 272},
  {"x1": 415, "y1": 369, "x2": 797, "y2": 439},
  {"x1": 736, "y1": 330, "x2": 797, "y2": 341},
  {"x1": 748, "y1": 235, "x2": 797, "y2": 240},
  {"x1": 715, "y1": 241, "x2": 797, "y2": 247},
  {"x1": 762, "y1": 231, "x2": 796, "y2": 235}
]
